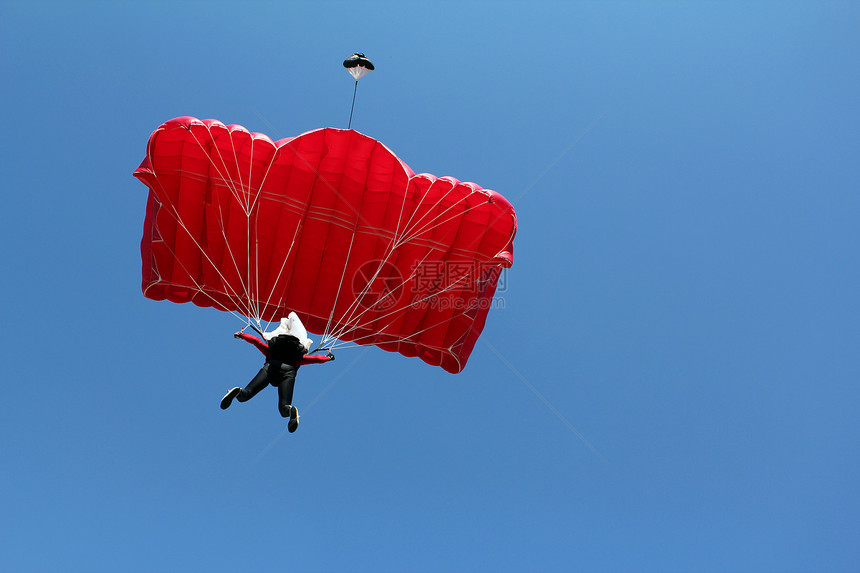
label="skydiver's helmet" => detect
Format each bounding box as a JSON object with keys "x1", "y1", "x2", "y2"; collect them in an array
[{"x1": 263, "y1": 312, "x2": 313, "y2": 352}]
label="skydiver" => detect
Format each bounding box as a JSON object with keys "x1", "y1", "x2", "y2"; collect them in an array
[{"x1": 220, "y1": 312, "x2": 334, "y2": 433}]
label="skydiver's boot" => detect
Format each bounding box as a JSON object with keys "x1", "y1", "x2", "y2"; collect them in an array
[
  {"x1": 288, "y1": 406, "x2": 299, "y2": 433},
  {"x1": 220, "y1": 387, "x2": 241, "y2": 410}
]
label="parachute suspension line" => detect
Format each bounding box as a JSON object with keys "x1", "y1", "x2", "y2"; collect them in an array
[
  {"x1": 318, "y1": 248, "x2": 375, "y2": 349},
  {"x1": 325, "y1": 247, "x2": 447, "y2": 345},
  {"x1": 258, "y1": 221, "x2": 304, "y2": 323},
  {"x1": 206, "y1": 127, "x2": 257, "y2": 316},
  {"x1": 340, "y1": 316, "x2": 451, "y2": 348},
  {"x1": 326, "y1": 246, "x2": 435, "y2": 343},
  {"x1": 144, "y1": 167, "x2": 251, "y2": 319},
  {"x1": 340, "y1": 297, "x2": 483, "y2": 352},
  {"x1": 333, "y1": 257, "x2": 477, "y2": 343},
  {"x1": 348, "y1": 80, "x2": 358, "y2": 129},
  {"x1": 397, "y1": 197, "x2": 488, "y2": 250},
  {"x1": 391, "y1": 180, "x2": 439, "y2": 246},
  {"x1": 247, "y1": 144, "x2": 280, "y2": 215},
  {"x1": 320, "y1": 151, "x2": 405, "y2": 349},
  {"x1": 247, "y1": 141, "x2": 286, "y2": 322},
  {"x1": 311, "y1": 181, "x2": 494, "y2": 352},
  {"x1": 183, "y1": 129, "x2": 247, "y2": 314},
  {"x1": 330, "y1": 300, "x2": 480, "y2": 353},
  {"x1": 323, "y1": 187, "x2": 489, "y2": 346},
  {"x1": 324, "y1": 247, "x2": 405, "y2": 344},
  {"x1": 395, "y1": 186, "x2": 480, "y2": 248},
  {"x1": 394, "y1": 178, "x2": 463, "y2": 239},
  {"x1": 327, "y1": 192, "x2": 487, "y2": 341},
  {"x1": 256, "y1": 138, "x2": 363, "y2": 318},
  {"x1": 187, "y1": 121, "x2": 283, "y2": 324},
  {"x1": 322, "y1": 174, "x2": 417, "y2": 346},
  {"x1": 321, "y1": 229, "x2": 358, "y2": 345},
  {"x1": 229, "y1": 127, "x2": 249, "y2": 210},
  {"x1": 144, "y1": 215, "x2": 250, "y2": 323},
  {"x1": 247, "y1": 322, "x2": 266, "y2": 339},
  {"x1": 248, "y1": 136, "x2": 258, "y2": 320},
  {"x1": 182, "y1": 126, "x2": 255, "y2": 312},
  {"x1": 249, "y1": 213, "x2": 256, "y2": 319},
  {"x1": 232, "y1": 131, "x2": 260, "y2": 321},
  {"x1": 327, "y1": 237, "x2": 494, "y2": 350},
  {"x1": 194, "y1": 125, "x2": 250, "y2": 214},
  {"x1": 246, "y1": 134, "x2": 255, "y2": 319}
]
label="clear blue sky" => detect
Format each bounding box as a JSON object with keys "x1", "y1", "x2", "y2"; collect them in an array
[{"x1": 2, "y1": 2, "x2": 858, "y2": 572}]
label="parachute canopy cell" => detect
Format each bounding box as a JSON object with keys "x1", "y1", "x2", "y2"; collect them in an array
[
  {"x1": 343, "y1": 52, "x2": 374, "y2": 81},
  {"x1": 133, "y1": 117, "x2": 516, "y2": 373}
]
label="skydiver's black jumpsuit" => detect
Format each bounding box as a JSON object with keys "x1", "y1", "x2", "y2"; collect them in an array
[{"x1": 236, "y1": 334, "x2": 309, "y2": 417}]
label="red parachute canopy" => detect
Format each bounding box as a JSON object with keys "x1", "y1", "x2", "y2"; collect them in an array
[{"x1": 134, "y1": 117, "x2": 516, "y2": 373}]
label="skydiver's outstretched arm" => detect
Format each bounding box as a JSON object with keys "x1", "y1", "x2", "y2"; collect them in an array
[
  {"x1": 297, "y1": 352, "x2": 335, "y2": 366},
  {"x1": 234, "y1": 331, "x2": 269, "y2": 356}
]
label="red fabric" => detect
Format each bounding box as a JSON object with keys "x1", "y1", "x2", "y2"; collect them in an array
[
  {"x1": 236, "y1": 332, "x2": 333, "y2": 366},
  {"x1": 134, "y1": 117, "x2": 516, "y2": 373},
  {"x1": 297, "y1": 354, "x2": 335, "y2": 367},
  {"x1": 236, "y1": 332, "x2": 269, "y2": 356}
]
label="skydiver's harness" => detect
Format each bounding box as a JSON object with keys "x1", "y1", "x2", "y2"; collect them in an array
[
  {"x1": 241, "y1": 323, "x2": 331, "y2": 357},
  {"x1": 266, "y1": 334, "x2": 306, "y2": 364},
  {"x1": 239, "y1": 324, "x2": 304, "y2": 362}
]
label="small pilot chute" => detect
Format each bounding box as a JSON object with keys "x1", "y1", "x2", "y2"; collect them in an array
[
  {"x1": 343, "y1": 52, "x2": 375, "y2": 81},
  {"x1": 343, "y1": 53, "x2": 375, "y2": 128}
]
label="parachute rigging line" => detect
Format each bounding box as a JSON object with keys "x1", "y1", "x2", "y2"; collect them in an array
[{"x1": 348, "y1": 80, "x2": 358, "y2": 129}]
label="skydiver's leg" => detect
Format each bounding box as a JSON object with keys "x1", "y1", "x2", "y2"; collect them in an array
[
  {"x1": 237, "y1": 363, "x2": 272, "y2": 402},
  {"x1": 277, "y1": 365, "x2": 300, "y2": 432},
  {"x1": 277, "y1": 364, "x2": 297, "y2": 418}
]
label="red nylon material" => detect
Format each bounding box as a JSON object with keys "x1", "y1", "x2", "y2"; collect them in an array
[{"x1": 134, "y1": 117, "x2": 516, "y2": 373}]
